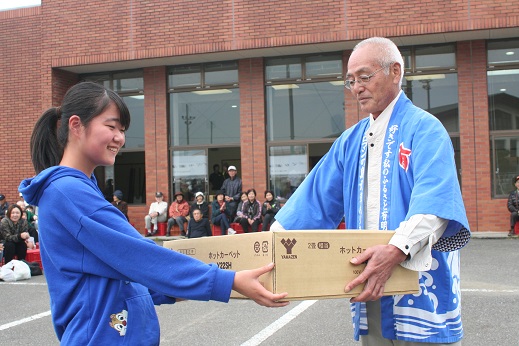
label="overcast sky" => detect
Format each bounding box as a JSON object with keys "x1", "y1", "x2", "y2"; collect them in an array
[{"x1": 0, "y1": 0, "x2": 40, "y2": 11}]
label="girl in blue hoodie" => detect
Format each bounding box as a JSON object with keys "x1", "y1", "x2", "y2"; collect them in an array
[{"x1": 19, "y1": 82, "x2": 288, "y2": 345}]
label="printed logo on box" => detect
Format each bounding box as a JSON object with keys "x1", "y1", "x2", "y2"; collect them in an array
[
  {"x1": 254, "y1": 241, "x2": 270, "y2": 254},
  {"x1": 280, "y1": 238, "x2": 297, "y2": 259},
  {"x1": 175, "y1": 248, "x2": 196, "y2": 256}
]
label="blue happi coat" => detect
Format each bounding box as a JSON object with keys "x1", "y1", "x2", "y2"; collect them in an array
[{"x1": 275, "y1": 92, "x2": 470, "y2": 343}]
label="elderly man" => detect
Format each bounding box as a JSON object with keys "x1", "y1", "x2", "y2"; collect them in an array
[
  {"x1": 186, "y1": 209, "x2": 212, "y2": 239},
  {"x1": 272, "y1": 37, "x2": 470, "y2": 345},
  {"x1": 144, "y1": 192, "x2": 168, "y2": 236}
]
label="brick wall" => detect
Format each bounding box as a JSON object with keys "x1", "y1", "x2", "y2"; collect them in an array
[
  {"x1": 30, "y1": 0, "x2": 519, "y2": 69},
  {"x1": 0, "y1": 7, "x2": 42, "y2": 200},
  {"x1": 144, "y1": 65, "x2": 169, "y2": 198},
  {"x1": 239, "y1": 58, "x2": 267, "y2": 195}
]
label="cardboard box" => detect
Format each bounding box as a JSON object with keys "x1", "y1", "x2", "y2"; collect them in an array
[{"x1": 163, "y1": 230, "x2": 418, "y2": 300}]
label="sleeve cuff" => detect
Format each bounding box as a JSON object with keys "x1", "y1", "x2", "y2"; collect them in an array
[{"x1": 388, "y1": 233, "x2": 413, "y2": 255}]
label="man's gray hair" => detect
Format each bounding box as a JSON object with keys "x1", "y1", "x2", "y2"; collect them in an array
[{"x1": 353, "y1": 37, "x2": 404, "y2": 86}]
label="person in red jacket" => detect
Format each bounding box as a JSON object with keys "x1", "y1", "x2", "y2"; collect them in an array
[{"x1": 167, "y1": 192, "x2": 190, "y2": 236}]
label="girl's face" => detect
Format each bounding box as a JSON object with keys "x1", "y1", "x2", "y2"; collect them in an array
[
  {"x1": 217, "y1": 194, "x2": 224, "y2": 202},
  {"x1": 77, "y1": 103, "x2": 126, "y2": 174},
  {"x1": 10, "y1": 208, "x2": 22, "y2": 222},
  {"x1": 248, "y1": 191, "x2": 256, "y2": 201},
  {"x1": 266, "y1": 192, "x2": 273, "y2": 201},
  {"x1": 241, "y1": 194, "x2": 247, "y2": 202}
]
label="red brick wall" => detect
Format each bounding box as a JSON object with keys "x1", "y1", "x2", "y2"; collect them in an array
[
  {"x1": 239, "y1": 58, "x2": 267, "y2": 195},
  {"x1": 0, "y1": 7, "x2": 42, "y2": 200},
  {"x1": 33, "y1": 0, "x2": 519, "y2": 69},
  {"x1": 344, "y1": 0, "x2": 518, "y2": 40}
]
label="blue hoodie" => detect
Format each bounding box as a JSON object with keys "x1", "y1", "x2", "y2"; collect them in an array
[{"x1": 19, "y1": 167, "x2": 235, "y2": 345}]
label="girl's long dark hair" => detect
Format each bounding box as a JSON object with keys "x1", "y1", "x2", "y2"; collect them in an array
[{"x1": 30, "y1": 82, "x2": 130, "y2": 173}]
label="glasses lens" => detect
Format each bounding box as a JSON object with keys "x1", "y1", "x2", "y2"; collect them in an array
[{"x1": 359, "y1": 75, "x2": 371, "y2": 83}]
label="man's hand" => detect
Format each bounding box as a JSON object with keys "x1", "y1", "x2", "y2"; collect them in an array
[{"x1": 344, "y1": 244, "x2": 407, "y2": 302}]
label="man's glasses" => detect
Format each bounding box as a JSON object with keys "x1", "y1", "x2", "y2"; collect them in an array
[{"x1": 344, "y1": 67, "x2": 385, "y2": 90}]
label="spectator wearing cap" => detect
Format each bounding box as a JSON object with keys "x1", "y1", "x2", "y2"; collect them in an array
[
  {"x1": 190, "y1": 192, "x2": 209, "y2": 219},
  {"x1": 0, "y1": 194, "x2": 9, "y2": 220},
  {"x1": 211, "y1": 190, "x2": 234, "y2": 235},
  {"x1": 507, "y1": 175, "x2": 519, "y2": 236},
  {"x1": 167, "y1": 192, "x2": 190, "y2": 237},
  {"x1": 144, "y1": 192, "x2": 168, "y2": 236},
  {"x1": 221, "y1": 165, "x2": 242, "y2": 220},
  {"x1": 111, "y1": 190, "x2": 129, "y2": 221}
]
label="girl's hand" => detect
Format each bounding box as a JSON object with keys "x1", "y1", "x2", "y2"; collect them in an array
[{"x1": 233, "y1": 263, "x2": 289, "y2": 307}]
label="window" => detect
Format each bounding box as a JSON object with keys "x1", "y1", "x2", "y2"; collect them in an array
[
  {"x1": 169, "y1": 90, "x2": 240, "y2": 146},
  {"x1": 488, "y1": 39, "x2": 519, "y2": 66},
  {"x1": 265, "y1": 54, "x2": 344, "y2": 141},
  {"x1": 265, "y1": 54, "x2": 344, "y2": 192},
  {"x1": 269, "y1": 145, "x2": 308, "y2": 201},
  {"x1": 171, "y1": 150, "x2": 207, "y2": 202},
  {"x1": 82, "y1": 70, "x2": 145, "y2": 204},
  {"x1": 168, "y1": 61, "x2": 238, "y2": 90},
  {"x1": 266, "y1": 82, "x2": 345, "y2": 141},
  {"x1": 402, "y1": 44, "x2": 456, "y2": 72},
  {"x1": 401, "y1": 44, "x2": 460, "y2": 183},
  {"x1": 403, "y1": 74, "x2": 459, "y2": 132},
  {"x1": 265, "y1": 57, "x2": 302, "y2": 81},
  {"x1": 488, "y1": 40, "x2": 519, "y2": 197},
  {"x1": 168, "y1": 62, "x2": 240, "y2": 146}
]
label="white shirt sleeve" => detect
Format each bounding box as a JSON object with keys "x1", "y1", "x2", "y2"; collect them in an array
[
  {"x1": 158, "y1": 202, "x2": 168, "y2": 216},
  {"x1": 389, "y1": 214, "x2": 448, "y2": 271},
  {"x1": 270, "y1": 220, "x2": 285, "y2": 231}
]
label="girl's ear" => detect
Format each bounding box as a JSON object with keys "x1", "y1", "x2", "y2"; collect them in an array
[{"x1": 68, "y1": 115, "x2": 82, "y2": 136}]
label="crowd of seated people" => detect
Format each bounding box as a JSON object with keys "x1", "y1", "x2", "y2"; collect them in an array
[{"x1": 140, "y1": 186, "x2": 286, "y2": 239}]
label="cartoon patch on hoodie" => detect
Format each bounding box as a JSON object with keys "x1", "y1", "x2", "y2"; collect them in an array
[{"x1": 109, "y1": 309, "x2": 128, "y2": 336}]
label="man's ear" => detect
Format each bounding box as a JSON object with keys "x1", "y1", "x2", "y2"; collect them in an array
[{"x1": 391, "y1": 62, "x2": 402, "y2": 84}]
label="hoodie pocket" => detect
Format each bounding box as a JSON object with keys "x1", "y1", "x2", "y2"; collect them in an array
[{"x1": 121, "y1": 294, "x2": 160, "y2": 346}]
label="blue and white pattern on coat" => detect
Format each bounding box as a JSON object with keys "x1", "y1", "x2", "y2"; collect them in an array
[{"x1": 393, "y1": 250, "x2": 461, "y2": 340}]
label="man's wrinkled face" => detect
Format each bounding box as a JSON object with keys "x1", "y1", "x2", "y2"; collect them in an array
[
  {"x1": 193, "y1": 210, "x2": 202, "y2": 221},
  {"x1": 346, "y1": 45, "x2": 401, "y2": 118}
]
